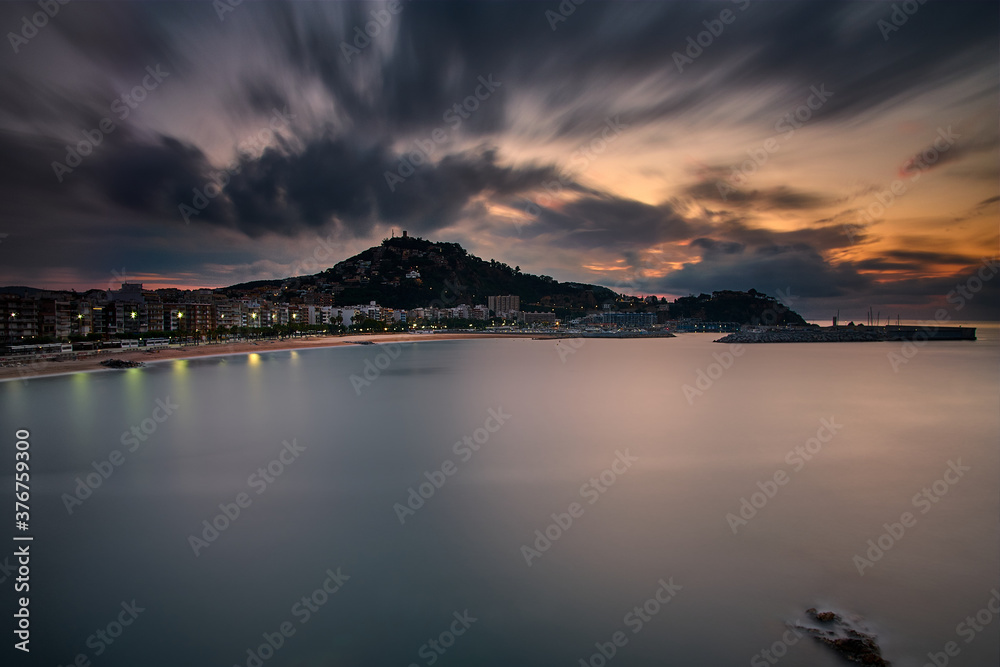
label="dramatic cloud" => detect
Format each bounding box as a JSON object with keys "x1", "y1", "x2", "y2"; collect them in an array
[{"x1": 0, "y1": 0, "x2": 996, "y2": 319}]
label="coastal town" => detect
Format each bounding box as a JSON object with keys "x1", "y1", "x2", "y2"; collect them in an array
[{"x1": 0, "y1": 282, "x2": 677, "y2": 359}]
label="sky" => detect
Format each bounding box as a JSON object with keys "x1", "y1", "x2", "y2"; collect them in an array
[{"x1": 0, "y1": 0, "x2": 997, "y2": 320}]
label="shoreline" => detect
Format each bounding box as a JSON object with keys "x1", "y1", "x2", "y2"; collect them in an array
[{"x1": 0, "y1": 332, "x2": 551, "y2": 382}]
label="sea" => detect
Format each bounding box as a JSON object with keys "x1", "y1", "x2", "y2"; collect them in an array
[{"x1": 2, "y1": 325, "x2": 998, "y2": 667}]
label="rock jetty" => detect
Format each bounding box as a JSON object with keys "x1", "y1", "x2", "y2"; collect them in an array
[
  {"x1": 795, "y1": 608, "x2": 890, "y2": 666},
  {"x1": 100, "y1": 358, "x2": 145, "y2": 369},
  {"x1": 716, "y1": 327, "x2": 885, "y2": 343},
  {"x1": 716, "y1": 325, "x2": 975, "y2": 343}
]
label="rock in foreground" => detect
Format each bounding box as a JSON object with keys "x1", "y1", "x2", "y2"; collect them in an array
[{"x1": 796, "y1": 608, "x2": 890, "y2": 666}]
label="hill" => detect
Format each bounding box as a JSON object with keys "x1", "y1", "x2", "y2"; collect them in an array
[
  {"x1": 241, "y1": 235, "x2": 618, "y2": 312},
  {"x1": 668, "y1": 289, "x2": 809, "y2": 326}
]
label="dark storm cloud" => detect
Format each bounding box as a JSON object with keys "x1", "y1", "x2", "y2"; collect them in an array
[
  {"x1": 0, "y1": 67, "x2": 129, "y2": 138},
  {"x1": 516, "y1": 194, "x2": 698, "y2": 250},
  {"x1": 715, "y1": 218, "x2": 865, "y2": 251},
  {"x1": 227, "y1": 78, "x2": 290, "y2": 119},
  {"x1": 66, "y1": 130, "x2": 563, "y2": 239},
  {"x1": 49, "y1": 1, "x2": 185, "y2": 76},
  {"x1": 882, "y1": 249, "x2": 984, "y2": 266},
  {"x1": 94, "y1": 135, "x2": 218, "y2": 216},
  {"x1": 690, "y1": 238, "x2": 745, "y2": 256},
  {"x1": 218, "y1": 141, "x2": 561, "y2": 237},
  {"x1": 653, "y1": 242, "x2": 872, "y2": 299},
  {"x1": 684, "y1": 180, "x2": 833, "y2": 210},
  {"x1": 231, "y1": 0, "x2": 997, "y2": 145},
  {"x1": 0, "y1": 129, "x2": 62, "y2": 192}
]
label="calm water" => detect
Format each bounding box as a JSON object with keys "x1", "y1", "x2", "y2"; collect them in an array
[{"x1": 2, "y1": 330, "x2": 998, "y2": 667}]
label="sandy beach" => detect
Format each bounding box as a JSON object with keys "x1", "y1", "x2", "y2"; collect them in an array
[{"x1": 0, "y1": 332, "x2": 549, "y2": 381}]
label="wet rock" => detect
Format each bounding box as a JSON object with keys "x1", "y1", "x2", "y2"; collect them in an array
[
  {"x1": 100, "y1": 358, "x2": 145, "y2": 369},
  {"x1": 796, "y1": 608, "x2": 890, "y2": 666}
]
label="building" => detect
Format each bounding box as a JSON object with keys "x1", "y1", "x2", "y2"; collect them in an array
[
  {"x1": 37, "y1": 298, "x2": 73, "y2": 339},
  {"x1": 107, "y1": 283, "x2": 149, "y2": 335},
  {"x1": 488, "y1": 295, "x2": 520, "y2": 317},
  {"x1": 1, "y1": 295, "x2": 39, "y2": 343},
  {"x1": 597, "y1": 312, "x2": 655, "y2": 327},
  {"x1": 164, "y1": 302, "x2": 213, "y2": 335}
]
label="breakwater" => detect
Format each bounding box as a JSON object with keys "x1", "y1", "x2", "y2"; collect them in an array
[{"x1": 716, "y1": 325, "x2": 976, "y2": 344}]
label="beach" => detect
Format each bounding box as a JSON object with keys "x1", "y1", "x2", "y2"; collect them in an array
[{"x1": 0, "y1": 332, "x2": 547, "y2": 381}]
